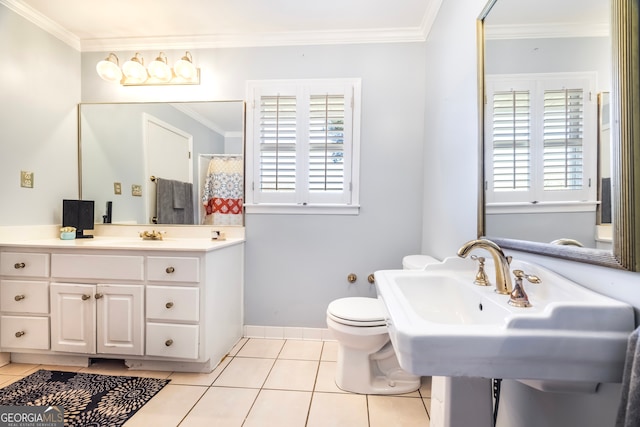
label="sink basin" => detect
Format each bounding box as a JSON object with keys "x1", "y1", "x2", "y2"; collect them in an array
[{"x1": 374, "y1": 257, "x2": 634, "y2": 383}]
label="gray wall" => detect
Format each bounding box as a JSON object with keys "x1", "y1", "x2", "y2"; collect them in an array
[
  {"x1": 81, "y1": 43, "x2": 427, "y2": 327},
  {"x1": 0, "y1": 6, "x2": 80, "y2": 225}
]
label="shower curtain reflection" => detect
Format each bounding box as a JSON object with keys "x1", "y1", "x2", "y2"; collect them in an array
[{"x1": 201, "y1": 155, "x2": 244, "y2": 225}]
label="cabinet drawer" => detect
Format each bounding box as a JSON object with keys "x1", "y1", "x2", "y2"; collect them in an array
[
  {"x1": 147, "y1": 286, "x2": 199, "y2": 322},
  {"x1": 1, "y1": 316, "x2": 49, "y2": 350},
  {"x1": 147, "y1": 257, "x2": 199, "y2": 283},
  {"x1": 0, "y1": 280, "x2": 49, "y2": 314},
  {"x1": 0, "y1": 252, "x2": 49, "y2": 278},
  {"x1": 146, "y1": 323, "x2": 199, "y2": 359},
  {"x1": 51, "y1": 254, "x2": 144, "y2": 281}
]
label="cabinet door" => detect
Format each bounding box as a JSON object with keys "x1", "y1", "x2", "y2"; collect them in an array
[
  {"x1": 96, "y1": 284, "x2": 144, "y2": 356},
  {"x1": 50, "y1": 283, "x2": 96, "y2": 354}
]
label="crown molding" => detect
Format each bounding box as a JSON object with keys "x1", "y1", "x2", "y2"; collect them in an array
[
  {"x1": 3, "y1": 0, "x2": 442, "y2": 52},
  {"x1": 484, "y1": 22, "x2": 609, "y2": 40},
  {"x1": 0, "y1": 0, "x2": 80, "y2": 50},
  {"x1": 80, "y1": 27, "x2": 428, "y2": 52},
  {"x1": 420, "y1": 0, "x2": 443, "y2": 40}
]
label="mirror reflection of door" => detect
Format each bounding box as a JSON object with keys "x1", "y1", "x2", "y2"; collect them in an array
[{"x1": 143, "y1": 113, "x2": 193, "y2": 223}]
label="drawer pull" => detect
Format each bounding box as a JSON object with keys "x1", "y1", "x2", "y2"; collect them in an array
[
  {"x1": 81, "y1": 294, "x2": 91, "y2": 301},
  {"x1": 14, "y1": 262, "x2": 26, "y2": 269},
  {"x1": 14, "y1": 295, "x2": 25, "y2": 301},
  {"x1": 165, "y1": 339, "x2": 174, "y2": 347},
  {"x1": 165, "y1": 302, "x2": 174, "y2": 309},
  {"x1": 15, "y1": 331, "x2": 25, "y2": 338},
  {"x1": 95, "y1": 293, "x2": 104, "y2": 300},
  {"x1": 165, "y1": 266, "x2": 175, "y2": 274}
]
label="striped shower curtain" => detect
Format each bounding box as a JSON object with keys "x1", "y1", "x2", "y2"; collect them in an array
[{"x1": 201, "y1": 156, "x2": 244, "y2": 225}]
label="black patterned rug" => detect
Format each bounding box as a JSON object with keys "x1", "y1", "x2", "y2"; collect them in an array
[{"x1": 0, "y1": 369, "x2": 170, "y2": 426}]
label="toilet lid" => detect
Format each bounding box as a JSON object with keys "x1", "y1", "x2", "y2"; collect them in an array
[{"x1": 327, "y1": 297, "x2": 387, "y2": 326}]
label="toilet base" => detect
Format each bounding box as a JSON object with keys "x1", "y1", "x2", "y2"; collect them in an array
[{"x1": 335, "y1": 341, "x2": 421, "y2": 395}]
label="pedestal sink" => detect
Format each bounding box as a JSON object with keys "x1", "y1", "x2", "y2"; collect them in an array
[{"x1": 374, "y1": 257, "x2": 634, "y2": 427}]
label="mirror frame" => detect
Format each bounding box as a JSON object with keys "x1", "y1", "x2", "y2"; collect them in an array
[{"x1": 477, "y1": 0, "x2": 640, "y2": 271}]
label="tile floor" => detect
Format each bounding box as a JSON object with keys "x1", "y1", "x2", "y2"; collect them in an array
[{"x1": 0, "y1": 338, "x2": 431, "y2": 426}]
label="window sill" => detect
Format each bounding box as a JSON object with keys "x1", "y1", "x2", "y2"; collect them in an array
[
  {"x1": 486, "y1": 201, "x2": 599, "y2": 215},
  {"x1": 245, "y1": 204, "x2": 360, "y2": 215}
]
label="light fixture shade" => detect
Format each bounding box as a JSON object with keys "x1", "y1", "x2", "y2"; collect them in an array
[
  {"x1": 174, "y1": 51, "x2": 197, "y2": 80},
  {"x1": 148, "y1": 52, "x2": 172, "y2": 82},
  {"x1": 96, "y1": 53, "x2": 122, "y2": 83},
  {"x1": 122, "y1": 53, "x2": 148, "y2": 84}
]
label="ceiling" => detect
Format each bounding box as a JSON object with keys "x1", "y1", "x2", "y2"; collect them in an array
[{"x1": 4, "y1": 0, "x2": 443, "y2": 51}]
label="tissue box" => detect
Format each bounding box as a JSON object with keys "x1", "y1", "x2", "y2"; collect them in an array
[{"x1": 60, "y1": 231, "x2": 76, "y2": 240}]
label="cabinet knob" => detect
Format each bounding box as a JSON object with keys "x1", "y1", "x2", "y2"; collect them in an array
[
  {"x1": 166, "y1": 266, "x2": 175, "y2": 274},
  {"x1": 15, "y1": 331, "x2": 25, "y2": 338},
  {"x1": 95, "y1": 293, "x2": 104, "y2": 299},
  {"x1": 165, "y1": 339, "x2": 174, "y2": 347},
  {"x1": 165, "y1": 302, "x2": 174, "y2": 309},
  {"x1": 14, "y1": 262, "x2": 26, "y2": 269},
  {"x1": 81, "y1": 294, "x2": 91, "y2": 301},
  {"x1": 14, "y1": 295, "x2": 25, "y2": 301}
]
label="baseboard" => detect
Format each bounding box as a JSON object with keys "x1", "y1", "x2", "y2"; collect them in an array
[{"x1": 243, "y1": 325, "x2": 334, "y2": 341}]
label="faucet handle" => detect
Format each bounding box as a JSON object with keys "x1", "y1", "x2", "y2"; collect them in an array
[
  {"x1": 508, "y1": 270, "x2": 541, "y2": 307},
  {"x1": 470, "y1": 255, "x2": 491, "y2": 287}
]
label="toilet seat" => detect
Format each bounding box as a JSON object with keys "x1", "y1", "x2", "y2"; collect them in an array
[{"x1": 327, "y1": 297, "x2": 387, "y2": 327}]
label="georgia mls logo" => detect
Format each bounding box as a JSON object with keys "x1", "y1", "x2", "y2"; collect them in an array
[
  {"x1": 43, "y1": 406, "x2": 63, "y2": 419},
  {"x1": 0, "y1": 405, "x2": 64, "y2": 427}
]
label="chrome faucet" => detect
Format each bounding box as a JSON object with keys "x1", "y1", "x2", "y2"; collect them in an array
[{"x1": 457, "y1": 239, "x2": 512, "y2": 295}]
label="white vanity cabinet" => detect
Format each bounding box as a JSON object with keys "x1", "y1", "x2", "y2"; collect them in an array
[
  {"x1": 50, "y1": 283, "x2": 144, "y2": 355},
  {"x1": 0, "y1": 238, "x2": 244, "y2": 373},
  {"x1": 145, "y1": 256, "x2": 200, "y2": 360},
  {"x1": 0, "y1": 252, "x2": 51, "y2": 351}
]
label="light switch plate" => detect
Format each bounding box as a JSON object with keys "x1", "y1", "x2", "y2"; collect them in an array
[
  {"x1": 131, "y1": 184, "x2": 142, "y2": 197},
  {"x1": 114, "y1": 182, "x2": 122, "y2": 195},
  {"x1": 20, "y1": 171, "x2": 34, "y2": 188}
]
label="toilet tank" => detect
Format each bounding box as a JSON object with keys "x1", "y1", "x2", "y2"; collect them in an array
[{"x1": 402, "y1": 255, "x2": 439, "y2": 270}]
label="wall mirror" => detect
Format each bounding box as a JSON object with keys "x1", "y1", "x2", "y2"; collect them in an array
[
  {"x1": 79, "y1": 101, "x2": 245, "y2": 226},
  {"x1": 478, "y1": 0, "x2": 639, "y2": 271}
]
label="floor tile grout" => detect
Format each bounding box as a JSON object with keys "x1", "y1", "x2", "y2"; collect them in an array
[{"x1": 0, "y1": 338, "x2": 431, "y2": 427}]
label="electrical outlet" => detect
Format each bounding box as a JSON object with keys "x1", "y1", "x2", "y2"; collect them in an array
[
  {"x1": 131, "y1": 184, "x2": 142, "y2": 197},
  {"x1": 20, "y1": 171, "x2": 34, "y2": 188},
  {"x1": 114, "y1": 182, "x2": 122, "y2": 195}
]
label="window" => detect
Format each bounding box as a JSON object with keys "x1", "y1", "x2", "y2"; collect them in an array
[
  {"x1": 485, "y1": 73, "x2": 597, "y2": 211},
  {"x1": 246, "y1": 79, "x2": 361, "y2": 214}
]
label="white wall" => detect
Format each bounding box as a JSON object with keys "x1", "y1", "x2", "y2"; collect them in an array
[
  {"x1": 422, "y1": 1, "x2": 640, "y2": 426},
  {"x1": 82, "y1": 43, "x2": 428, "y2": 327},
  {"x1": 0, "y1": 5, "x2": 80, "y2": 225}
]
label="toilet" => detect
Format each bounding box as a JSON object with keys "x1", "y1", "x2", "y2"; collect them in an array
[{"x1": 326, "y1": 255, "x2": 438, "y2": 395}]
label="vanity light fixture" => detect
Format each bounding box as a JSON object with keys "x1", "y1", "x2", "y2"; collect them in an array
[
  {"x1": 174, "y1": 51, "x2": 198, "y2": 80},
  {"x1": 96, "y1": 51, "x2": 200, "y2": 86},
  {"x1": 147, "y1": 52, "x2": 172, "y2": 83},
  {"x1": 122, "y1": 52, "x2": 147, "y2": 84},
  {"x1": 95, "y1": 53, "x2": 123, "y2": 83}
]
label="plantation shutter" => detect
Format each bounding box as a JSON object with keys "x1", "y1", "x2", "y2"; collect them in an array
[
  {"x1": 485, "y1": 73, "x2": 595, "y2": 206},
  {"x1": 492, "y1": 90, "x2": 531, "y2": 192},
  {"x1": 542, "y1": 89, "x2": 584, "y2": 191},
  {"x1": 247, "y1": 79, "x2": 360, "y2": 209},
  {"x1": 308, "y1": 94, "x2": 347, "y2": 195},
  {"x1": 259, "y1": 95, "x2": 297, "y2": 193}
]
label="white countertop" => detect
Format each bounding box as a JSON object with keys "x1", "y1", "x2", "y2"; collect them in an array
[
  {"x1": 0, "y1": 236, "x2": 243, "y2": 252},
  {"x1": 0, "y1": 225, "x2": 245, "y2": 252}
]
